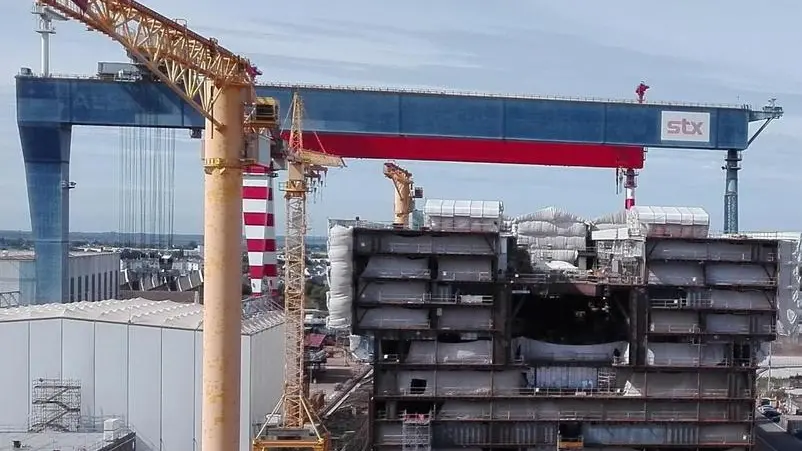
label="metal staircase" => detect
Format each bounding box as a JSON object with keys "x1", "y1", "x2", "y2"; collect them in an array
[
  {"x1": 401, "y1": 411, "x2": 431, "y2": 451},
  {"x1": 29, "y1": 378, "x2": 81, "y2": 432}
]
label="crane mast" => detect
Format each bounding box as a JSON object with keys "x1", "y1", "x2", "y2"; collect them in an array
[
  {"x1": 253, "y1": 93, "x2": 344, "y2": 451},
  {"x1": 282, "y1": 93, "x2": 310, "y2": 427},
  {"x1": 31, "y1": 3, "x2": 279, "y2": 451}
]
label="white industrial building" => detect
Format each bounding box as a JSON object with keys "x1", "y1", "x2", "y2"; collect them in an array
[
  {"x1": 0, "y1": 250, "x2": 121, "y2": 305},
  {"x1": 0, "y1": 298, "x2": 285, "y2": 451}
]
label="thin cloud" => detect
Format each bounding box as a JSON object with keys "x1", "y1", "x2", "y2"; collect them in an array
[{"x1": 0, "y1": 0, "x2": 800, "y2": 234}]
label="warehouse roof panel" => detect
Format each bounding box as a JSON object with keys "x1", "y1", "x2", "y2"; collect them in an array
[{"x1": 0, "y1": 298, "x2": 283, "y2": 335}]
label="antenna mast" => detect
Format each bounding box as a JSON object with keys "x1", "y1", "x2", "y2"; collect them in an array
[{"x1": 32, "y1": 3, "x2": 66, "y2": 77}]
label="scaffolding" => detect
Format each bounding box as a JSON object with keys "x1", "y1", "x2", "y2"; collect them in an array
[
  {"x1": 401, "y1": 412, "x2": 431, "y2": 451},
  {"x1": 29, "y1": 378, "x2": 82, "y2": 432}
]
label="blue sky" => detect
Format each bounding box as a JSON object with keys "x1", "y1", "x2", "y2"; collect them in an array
[{"x1": 1, "y1": 0, "x2": 801, "y2": 235}]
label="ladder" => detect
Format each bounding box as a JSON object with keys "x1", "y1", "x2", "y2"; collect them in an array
[{"x1": 597, "y1": 367, "x2": 616, "y2": 392}]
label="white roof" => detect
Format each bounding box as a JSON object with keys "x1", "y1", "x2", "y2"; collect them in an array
[
  {"x1": 423, "y1": 199, "x2": 503, "y2": 218},
  {"x1": 628, "y1": 206, "x2": 709, "y2": 226},
  {"x1": 0, "y1": 298, "x2": 284, "y2": 335},
  {"x1": 0, "y1": 250, "x2": 116, "y2": 261}
]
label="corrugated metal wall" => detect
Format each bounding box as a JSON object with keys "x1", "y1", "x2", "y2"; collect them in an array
[{"x1": 433, "y1": 423, "x2": 557, "y2": 447}]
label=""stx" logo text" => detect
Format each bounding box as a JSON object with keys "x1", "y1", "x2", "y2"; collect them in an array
[{"x1": 666, "y1": 119, "x2": 704, "y2": 135}]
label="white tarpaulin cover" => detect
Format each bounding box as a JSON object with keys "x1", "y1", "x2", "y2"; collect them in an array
[
  {"x1": 514, "y1": 338, "x2": 626, "y2": 362},
  {"x1": 423, "y1": 199, "x2": 503, "y2": 232},
  {"x1": 591, "y1": 210, "x2": 628, "y2": 230},
  {"x1": 627, "y1": 206, "x2": 710, "y2": 238},
  {"x1": 326, "y1": 225, "x2": 354, "y2": 329},
  {"x1": 512, "y1": 207, "x2": 588, "y2": 265}
]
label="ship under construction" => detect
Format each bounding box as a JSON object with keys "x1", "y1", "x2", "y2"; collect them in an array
[{"x1": 327, "y1": 202, "x2": 780, "y2": 451}]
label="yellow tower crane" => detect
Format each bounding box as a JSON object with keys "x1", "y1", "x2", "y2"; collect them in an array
[
  {"x1": 253, "y1": 92, "x2": 344, "y2": 451},
  {"x1": 383, "y1": 162, "x2": 422, "y2": 228},
  {"x1": 31, "y1": 2, "x2": 287, "y2": 451}
]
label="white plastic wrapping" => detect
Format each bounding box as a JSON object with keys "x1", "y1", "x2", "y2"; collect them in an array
[
  {"x1": 326, "y1": 225, "x2": 354, "y2": 329},
  {"x1": 348, "y1": 334, "x2": 373, "y2": 362},
  {"x1": 591, "y1": 210, "x2": 628, "y2": 230},
  {"x1": 513, "y1": 207, "x2": 588, "y2": 265},
  {"x1": 626, "y1": 206, "x2": 710, "y2": 238},
  {"x1": 517, "y1": 221, "x2": 587, "y2": 237},
  {"x1": 423, "y1": 199, "x2": 503, "y2": 232},
  {"x1": 514, "y1": 338, "x2": 627, "y2": 362},
  {"x1": 515, "y1": 207, "x2": 585, "y2": 224}
]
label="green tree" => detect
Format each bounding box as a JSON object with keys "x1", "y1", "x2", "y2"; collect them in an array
[{"x1": 305, "y1": 280, "x2": 329, "y2": 311}]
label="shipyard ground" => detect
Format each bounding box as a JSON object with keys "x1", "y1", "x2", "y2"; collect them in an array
[{"x1": 755, "y1": 416, "x2": 801, "y2": 451}]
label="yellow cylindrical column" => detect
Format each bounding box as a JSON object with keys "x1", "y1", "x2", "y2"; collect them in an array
[
  {"x1": 202, "y1": 85, "x2": 244, "y2": 451},
  {"x1": 392, "y1": 181, "x2": 411, "y2": 226}
]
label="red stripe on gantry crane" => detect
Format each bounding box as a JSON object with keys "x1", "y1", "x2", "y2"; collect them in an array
[{"x1": 292, "y1": 132, "x2": 644, "y2": 169}]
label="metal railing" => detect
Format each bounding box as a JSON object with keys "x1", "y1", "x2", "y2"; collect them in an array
[
  {"x1": 362, "y1": 317, "x2": 494, "y2": 330},
  {"x1": 521, "y1": 351, "x2": 614, "y2": 362},
  {"x1": 378, "y1": 354, "x2": 492, "y2": 365},
  {"x1": 514, "y1": 271, "x2": 643, "y2": 285},
  {"x1": 377, "y1": 386, "x2": 751, "y2": 399},
  {"x1": 438, "y1": 271, "x2": 493, "y2": 282},
  {"x1": 649, "y1": 298, "x2": 774, "y2": 310},
  {"x1": 376, "y1": 436, "x2": 555, "y2": 447},
  {"x1": 651, "y1": 249, "x2": 777, "y2": 262},
  {"x1": 649, "y1": 323, "x2": 776, "y2": 334},
  {"x1": 264, "y1": 81, "x2": 754, "y2": 110},
  {"x1": 710, "y1": 277, "x2": 778, "y2": 286},
  {"x1": 375, "y1": 433, "x2": 748, "y2": 447},
  {"x1": 364, "y1": 269, "x2": 431, "y2": 279},
  {"x1": 707, "y1": 230, "x2": 800, "y2": 240},
  {"x1": 375, "y1": 410, "x2": 753, "y2": 422},
  {"x1": 362, "y1": 318, "x2": 430, "y2": 329},
  {"x1": 384, "y1": 242, "x2": 495, "y2": 255},
  {"x1": 363, "y1": 293, "x2": 494, "y2": 305},
  {"x1": 650, "y1": 323, "x2": 701, "y2": 333},
  {"x1": 440, "y1": 319, "x2": 494, "y2": 330},
  {"x1": 19, "y1": 72, "x2": 755, "y2": 110},
  {"x1": 631, "y1": 357, "x2": 757, "y2": 367},
  {"x1": 646, "y1": 276, "x2": 777, "y2": 287}
]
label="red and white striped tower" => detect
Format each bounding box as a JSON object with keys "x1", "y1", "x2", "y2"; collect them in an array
[
  {"x1": 242, "y1": 165, "x2": 278, "y2": 297},
  {"x1": 624, "y1": 168, "x2": 638, "y2": 210}
]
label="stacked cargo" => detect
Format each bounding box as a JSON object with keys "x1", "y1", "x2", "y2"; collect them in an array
[{"x1": 513, "y1": 207, "x2": 587, "y2": 266}]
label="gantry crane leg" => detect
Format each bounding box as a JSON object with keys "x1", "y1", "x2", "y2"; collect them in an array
[{"x1": 202, "y1": 84, "x2": 245, "y2": 451}]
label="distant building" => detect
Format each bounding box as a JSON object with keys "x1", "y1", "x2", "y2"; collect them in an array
[{"x1": 0, "y1": 250, "x2": 120, "y2": 305}]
